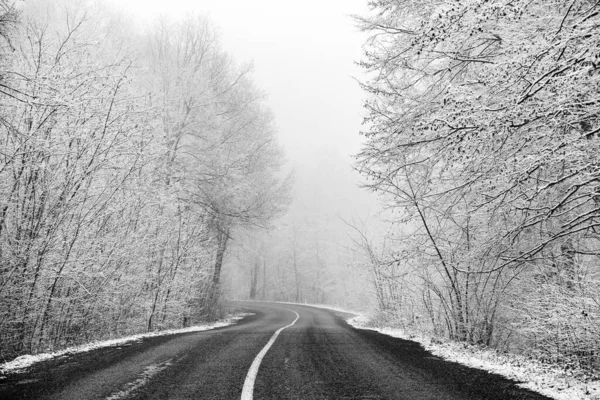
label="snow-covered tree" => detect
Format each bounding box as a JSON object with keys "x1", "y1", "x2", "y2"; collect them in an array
[
  {"x1": 355, "y1": 0, "x2": 600, "y2": 357},
  {"x1": 0, "y1": 1, "x2": 290, "y2": 361}
]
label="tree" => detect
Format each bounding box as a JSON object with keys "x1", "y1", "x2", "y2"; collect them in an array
[
  {"x1": 355, "y1": 0, "x2": 600, "y2": 353},
  {"x1": 142, "y1": 15, "x2": 290, "y2": 313},
  {"x1": 0, "y1": 0, "x2": 154, "y2": 356},
  {"x1": 0, "y1": 2, "x2": 290, "y2": 361}
]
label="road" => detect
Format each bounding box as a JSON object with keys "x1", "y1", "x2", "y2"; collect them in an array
[{"x1": 0, "y1": 302, "x2": 551, "y2": 400}]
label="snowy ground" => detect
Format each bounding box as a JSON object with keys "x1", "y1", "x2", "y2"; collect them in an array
[
  {"x1": 0, "y1": 313, "x2": 253, "y2": 375},
  {"x1": 347, "y1": 313, "x2": 600, "y2": 400}
]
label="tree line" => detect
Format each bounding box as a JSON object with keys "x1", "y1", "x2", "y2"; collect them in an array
[
  {"x1": 0, "y1": 0, "x2": 289, "y2": 362},
  {"x1": 227, "y1": 217, "x2": 361, "y2": 307},
  {"x1": 355, "y1": 0, "x2": 600, "y2": 371}
]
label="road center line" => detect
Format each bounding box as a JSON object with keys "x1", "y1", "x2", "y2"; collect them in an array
[{"x1": 240, "y1": 308, "x2": 300, "y2": 400}]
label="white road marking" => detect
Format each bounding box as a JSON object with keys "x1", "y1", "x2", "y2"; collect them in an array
[{"x1": 240, "y1": 309, "x2": 300, "y2": 400}]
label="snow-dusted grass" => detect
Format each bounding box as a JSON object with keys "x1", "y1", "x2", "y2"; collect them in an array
[
  {"x1": 347, "y1": 314, "x2": 600, "y2": 400},
  {"x1": 0, "y1": 313, "x2": 253, "y2": 375}
]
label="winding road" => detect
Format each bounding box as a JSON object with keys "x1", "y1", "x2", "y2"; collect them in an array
[{"x1": 0, "y1": 302, "x2": 551, "y2": 399}]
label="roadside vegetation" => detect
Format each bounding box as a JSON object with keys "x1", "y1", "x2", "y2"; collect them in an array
[
  {"x1": 352, "y1": 0, "x2": 600, "y2": 389},
  {"x1": 0, "y1": 0, "x2": 289, "y2": 362}
]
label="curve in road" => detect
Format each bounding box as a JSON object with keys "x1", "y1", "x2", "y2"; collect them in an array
[
  {"x1": 0, "y1": 301, "x2": 551, "y2": 400},
  {"x1": 241, "y1": 308, "x2": 299, "y2": 400}
]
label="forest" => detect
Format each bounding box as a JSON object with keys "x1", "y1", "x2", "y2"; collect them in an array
[
  {"x1": 0, "y1": 0, "x2": 290, "y2": 361},
  {"x1": 354, "y1": 0, "x2": 600, "y2": 373},
  {"x1": 1, "y1": 0, "x2": 599, "y2": 384}
]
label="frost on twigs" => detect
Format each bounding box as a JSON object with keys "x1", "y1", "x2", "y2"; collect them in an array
[
  {"x1": 0, "y1": 0, "x2": 286, "y2": 364},
  {"x1": 354, "y1": 0, "x2": 600, "y2": 394}
]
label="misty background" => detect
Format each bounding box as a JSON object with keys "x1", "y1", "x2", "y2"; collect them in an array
[
  {"x1": 114, "y1": 0, "x2": 382, "y2": 307},
  {"x1": 2, "y1": 2, "x2": 600, "y2": 394}
]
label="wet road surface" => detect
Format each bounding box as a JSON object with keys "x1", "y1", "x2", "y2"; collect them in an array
[{"x1": 0, "y1": 302, "x2": 551, "y2": 399}]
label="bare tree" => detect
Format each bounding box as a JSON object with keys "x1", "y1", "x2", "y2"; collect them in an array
[
  {"x1": 354, "y1": 0, "x2": 600, "y2": 361},
  {"x1": 0, "y1": 2, "x2": 290, "y2": 361}
]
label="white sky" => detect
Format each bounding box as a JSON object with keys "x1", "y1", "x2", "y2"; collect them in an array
[{"x1": 116, "y1": 0, "x2": 379, "y2": 223}]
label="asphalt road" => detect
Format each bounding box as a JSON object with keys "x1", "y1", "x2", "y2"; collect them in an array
[{"x1": 0, "y1": 302, "x2": 551, "y2": 400}]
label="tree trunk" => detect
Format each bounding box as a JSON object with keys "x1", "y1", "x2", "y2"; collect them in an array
[
  {"x1": 249, "y1": 260, "x2": 258, "y2": 299},
  {"x1": 212, "y1": 227, "x2": 230, "y2": 287}
]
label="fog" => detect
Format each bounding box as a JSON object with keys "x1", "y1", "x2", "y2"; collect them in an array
[
  {"x1": 117, "y1": 0, "x2": 382, "y2": 308},
  {"x1": 4, "y1": 2, "x2": 598, "y2": 391}
]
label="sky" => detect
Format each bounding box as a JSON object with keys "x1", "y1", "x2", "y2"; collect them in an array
[{"x1": 116, "y1": 0, "x2": 380, "y2": 225}]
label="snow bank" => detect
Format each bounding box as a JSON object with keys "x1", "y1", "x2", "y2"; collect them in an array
[
  {"x1": 0, "y1": 313, "x2": 253, "y2": 375},
  {"x1": 347, "y1": 314, "x2": 600, "y2": 400}
]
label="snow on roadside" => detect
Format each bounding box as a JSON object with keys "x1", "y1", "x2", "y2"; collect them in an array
[
  {"x1": 272, "y1": 301, "x2": 362, "y2": 316},
  {"x1": 0, "y1": 313, "x2": 253, "y2": 375},
  {"x1": 347, "y1": 314, "x2": 600, "y2": 400}
]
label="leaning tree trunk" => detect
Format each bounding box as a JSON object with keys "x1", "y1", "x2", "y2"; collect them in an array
[{"x1": 205, "y1": 226, "x2": 229, "y2": 318}]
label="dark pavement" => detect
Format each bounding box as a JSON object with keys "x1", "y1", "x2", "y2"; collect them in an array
[{"x1": 0, "y1": 302, "x2": 551, "y2": 399}]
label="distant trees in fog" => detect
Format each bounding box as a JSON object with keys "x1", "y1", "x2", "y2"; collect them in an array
[
  {"x1": 0, "y1": 0, "x2": 289, "y2": 361},
  {"x1": 355, "y1": 0, "x2": 600, "y2": 371},
  {"x1": 229, "y1": 218, "x2": 346, "y2": 306}
]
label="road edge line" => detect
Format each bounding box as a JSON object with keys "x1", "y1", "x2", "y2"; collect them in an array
[{"x1": 240, "y1": 309, "x2": 300, "y2": 400}]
